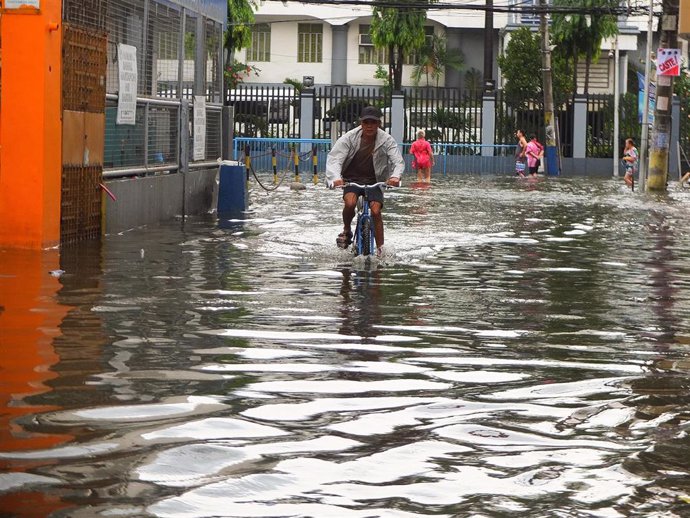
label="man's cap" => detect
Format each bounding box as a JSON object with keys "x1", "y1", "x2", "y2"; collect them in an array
[{"x1": 360, "y1": 106, "x2": 382, "y2": 122}]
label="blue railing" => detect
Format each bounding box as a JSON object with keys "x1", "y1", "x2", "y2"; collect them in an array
[{"x1": 234, "y1": 137, "x2": 518, "y2": 177}]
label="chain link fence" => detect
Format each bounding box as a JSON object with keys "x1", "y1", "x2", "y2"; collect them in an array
[{"x1": 63, "y1": 0, "x2": 225, "y2": 177}]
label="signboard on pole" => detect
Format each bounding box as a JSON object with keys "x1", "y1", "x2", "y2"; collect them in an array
[
  {"x1": 657, "y1": 48, "x2": 681, "y2": 76},
  {"x1": 193, "y1": 95, "x2": 206, "y2": 161},
  {"x1": 116, "y1": 44, "x2": 137, "y2": 125},
  {"x1": 637, "y1": 72, "x2": 656, "y2": 125}
]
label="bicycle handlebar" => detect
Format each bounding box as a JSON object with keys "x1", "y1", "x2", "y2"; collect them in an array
[
  {"x1": 344, "y1": 181, "x2": 389, "y2": 189},
  {"x1": 328, "y1": 180, "x2": 399, "y2": 189}
]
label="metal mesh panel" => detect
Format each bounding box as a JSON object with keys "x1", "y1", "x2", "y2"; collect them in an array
[
  {"x1": 103, "y1": 1, "x2": 223, "y2": 176},
  {"x1": 205, "y1": 106, "x2": 222, "y2": 161},
  {"x1": 105, "y1": 99, "x2": 180, "y2": 171},
  {"x1": 106, "y1": 0, "x2": 146, "y2": 95},
  {"x1": 147, "y1": 104, "x2": 181, "y2": 166},
  {"x1": 205, "y1": 19, "x2": 223, "y2": 103},
  {"x1": 182, "y1": 13, "x2": 197, "y2": 100},
  {"x1": 63, "y1": 0, "x2": 108, "y2": 31},
  {"x1": 146, "y1": 2, "x2": 183, "y2": 98},
  {"x1": 104, "y1": 100, "x2": 146, "y2": 168},
  {"x1": 63, "y1": 24, "x2": 107, "y2": 113},
  {"x1": 61, "y1": 166, "x2": 102, "y2": 243}
]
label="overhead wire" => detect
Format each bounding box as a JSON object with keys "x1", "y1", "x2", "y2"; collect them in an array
[{"x1": 258, "y1": 0, "x2": 650, "y2": 16}]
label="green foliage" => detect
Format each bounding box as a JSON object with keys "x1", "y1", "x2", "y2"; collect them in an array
[
  {"x1": 552, "y1": 0, "x2": 618, "y2": 93},
  {"x1": 225, "y1": 59, "x2": 260, "y2": 88},
  {"x1": 411, "y1": 34, "x2": 464, "y2": 87},
  {"x1": 370, "y1": 0, "x2": 436, "y2": 90},
  {"x1": 497, "y1": 27, "x2": 571, "y2": 108},
  {"x1": 374, "y1": 65, "x2": 392, "y2": 99},
  {"x1": 226, "y1": 0, "x2": 256, "y2": 53},
  {"x1": 283, "y1": 77, "x2": 304, "y2": 92},
  {"x1": 674, "y1": 65, "x2": 690, "y2": 98},
  {"x1": 184, "y1": 33, "x2": 196, "y2": 60}
]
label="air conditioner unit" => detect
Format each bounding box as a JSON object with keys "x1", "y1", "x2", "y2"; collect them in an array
[{"x1": 358, "y1": 34, "x2": 373, "y2": 46}]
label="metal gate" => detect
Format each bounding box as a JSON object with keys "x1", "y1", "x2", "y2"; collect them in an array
[{"x1": 60, "y1": 22, "x2": 107, "y2": 243}]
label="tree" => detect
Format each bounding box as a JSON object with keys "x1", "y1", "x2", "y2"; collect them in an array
[
  {"x1": 411, "y1": 34, "x2": 464, "y2": 87},
  {"x1": 370, "y1": 0, "x2": 435, "y2": 90},
  {"x1": 552, "y1": 0, "x2": 618, "y2": 94},
  {"x1": 225, "y1": 0, "x2": 257, "y2": 96},
  {"x1": 497, "y1": 27, "x2": 571, "y2": 108}
]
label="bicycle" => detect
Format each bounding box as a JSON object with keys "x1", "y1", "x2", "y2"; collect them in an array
[{"x1": 341, "y1": 181, "x2": 389, "y2": 257}]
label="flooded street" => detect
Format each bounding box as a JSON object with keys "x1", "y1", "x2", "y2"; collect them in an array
[{"x1": 3, "y1": 176, "x2": 690, "y2": 517}]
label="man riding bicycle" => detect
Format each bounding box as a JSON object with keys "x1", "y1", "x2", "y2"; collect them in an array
[{"x1": 326, "y1": 106, "x2": 404, "y2": 256}]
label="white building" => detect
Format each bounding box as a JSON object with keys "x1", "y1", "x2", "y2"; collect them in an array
[{"x1": 235, "y1": 0, "x2": 658, "y2": 94}]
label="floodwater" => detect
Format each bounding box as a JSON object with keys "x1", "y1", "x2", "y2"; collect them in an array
[{"x1": 3, "y1": 176, "x2": 690, "y2": 518}]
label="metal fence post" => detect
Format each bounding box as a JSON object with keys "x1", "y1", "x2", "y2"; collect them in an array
[
  {"x1": 300, "y1": 87, "x2": 315, "y2": 145},
  {"x1": 481, "y1": 91, "x2": 496, "y2": 156},
  {"x1": 390, "y1": 91, "x2": 405, "y2": 145},
  {"x1": 180, "y1": 99, "x2": 190, "y2": 215},
  {"x1": 222, "y1": 105, "x2": 234, "y2": 160},
  {"x1": 573, "y1": 95, "x2": 587, "y2": 159}
]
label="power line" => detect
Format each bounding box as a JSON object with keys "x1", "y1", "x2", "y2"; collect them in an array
[{"x1": 259, "y1": 0, "x2": 649, "y2": 16}]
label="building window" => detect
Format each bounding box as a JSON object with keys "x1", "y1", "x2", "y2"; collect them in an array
[
  {"x1": 298, "y1": 23, "x2": 322, "y2": 63},
  {"x1": 404, "y1": 26, "x2": 435, "y2": 66},
  {"x1": 358, "y1": 25, "x2": 387, "y2": 65},
  {"x1": 247, "y1": 23, "x2": 271, "y2": 62}
]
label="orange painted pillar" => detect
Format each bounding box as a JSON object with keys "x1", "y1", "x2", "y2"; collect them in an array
[{"x1": 0, "y1": 1, "x2": 63, "y2": 249}]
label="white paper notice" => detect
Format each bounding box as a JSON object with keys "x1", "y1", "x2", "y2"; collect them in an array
[
  {"x1": 193, "y1": 96, "x2": 207, "y2": 161},
  {"x1": 116, "y1": 44, "x2": 137, "y2": 125},
  {"x1": 5, "y1": 0, "x2": 40, "y2": 8}
]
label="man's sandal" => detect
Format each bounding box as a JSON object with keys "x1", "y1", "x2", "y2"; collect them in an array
[{"x1": 336, "y1": 231, "x2": 353, "y2": 249}]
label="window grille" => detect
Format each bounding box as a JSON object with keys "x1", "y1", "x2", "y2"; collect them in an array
[
  {"x1": 248, "y1": 23, "x2": 271, "y2": 62},
  {"x1": 298, "y1": 23, "x2": 323, "y2": 63},
  {"x1": 358, "y1": 25, "x2": 387, "y2": 65}
]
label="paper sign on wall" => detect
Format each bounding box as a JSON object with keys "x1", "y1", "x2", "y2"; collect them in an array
[
  {"x1": 657, "y1": 48, "x2": 681, "y2": 76},
  {"x1": 193, "y1": 96, "x2": 207, "y2": 161},
  {"x1": 4, "y1": 0, "x2": 41, "y2": 8},
  {"x1": 116, "y1": 44, "x2": 137, "y2": 125}
]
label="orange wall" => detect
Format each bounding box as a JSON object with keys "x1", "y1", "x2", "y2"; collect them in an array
[{"x1": 0, "y1": 2, "x2": 62, "y2": 249}]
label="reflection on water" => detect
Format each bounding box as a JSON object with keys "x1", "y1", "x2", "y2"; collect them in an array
[{"x1": 3, "y1": 177, "x2": 690, "y2": 516}]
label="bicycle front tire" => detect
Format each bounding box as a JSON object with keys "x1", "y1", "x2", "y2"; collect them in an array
[{"x1": 360, "y1": 217, "x2": 372, "y2": 256}]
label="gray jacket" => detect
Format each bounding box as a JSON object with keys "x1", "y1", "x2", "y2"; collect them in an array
[{"x1": 326, "y1": 126, "x2": 405, "y2": 185}]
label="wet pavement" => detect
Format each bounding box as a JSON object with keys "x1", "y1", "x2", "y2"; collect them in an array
[{"x1": 2, "y1": 176, "x2": 690, "y2": 517}]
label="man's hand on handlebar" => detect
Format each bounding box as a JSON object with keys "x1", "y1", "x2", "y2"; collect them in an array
[
  {"x1": 386, "y1": 177, "x2": 400, "y2": 187},
  {"x1": 331, "y1": 179, "x2": 344, "y2": 188}
]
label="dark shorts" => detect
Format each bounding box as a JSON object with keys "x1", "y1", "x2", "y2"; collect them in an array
[{"x1": 343, "y1": 184, "x2": 384, "y2": 207}]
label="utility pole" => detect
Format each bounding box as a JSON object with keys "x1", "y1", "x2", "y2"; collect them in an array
[
  {"x1": 484, "y1": 0, "x2": 494, "y2": 90},
  {"x1": 540, "y1": 0, "x2": 559, "y2": 175},
  {"x1": 638, "y1": 0, "x2": 655, "y2": 191},
  {"x1": 647, "y1": 0, "x2": 679, "y2": 191},
  {"x1": 613, "y1": 37, "x2": 620, "y2": 177}
]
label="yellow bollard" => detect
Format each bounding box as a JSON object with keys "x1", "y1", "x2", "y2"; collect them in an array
[
  {"x1": 244, "y1": 145, "x2": 251, "y2": 187},
  {"x1": 293, "y1": 144, "x2": 300, "y2": 183},
  {"x1": 312, "y1": 145, "x2": 318, "y2": 185}
]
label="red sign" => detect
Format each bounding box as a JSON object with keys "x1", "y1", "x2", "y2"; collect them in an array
[{"x1": 657, "y1": 48, "x2": 681, "y2": 76}]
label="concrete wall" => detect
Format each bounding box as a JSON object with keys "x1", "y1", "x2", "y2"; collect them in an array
[{"x1": 103, "y1": 168, "x2": 217, "y2": 234}]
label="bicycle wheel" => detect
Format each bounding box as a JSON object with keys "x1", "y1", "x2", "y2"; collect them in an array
[{"x1": 360, "y1": 217, "x2": 372, "y2": 256}]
